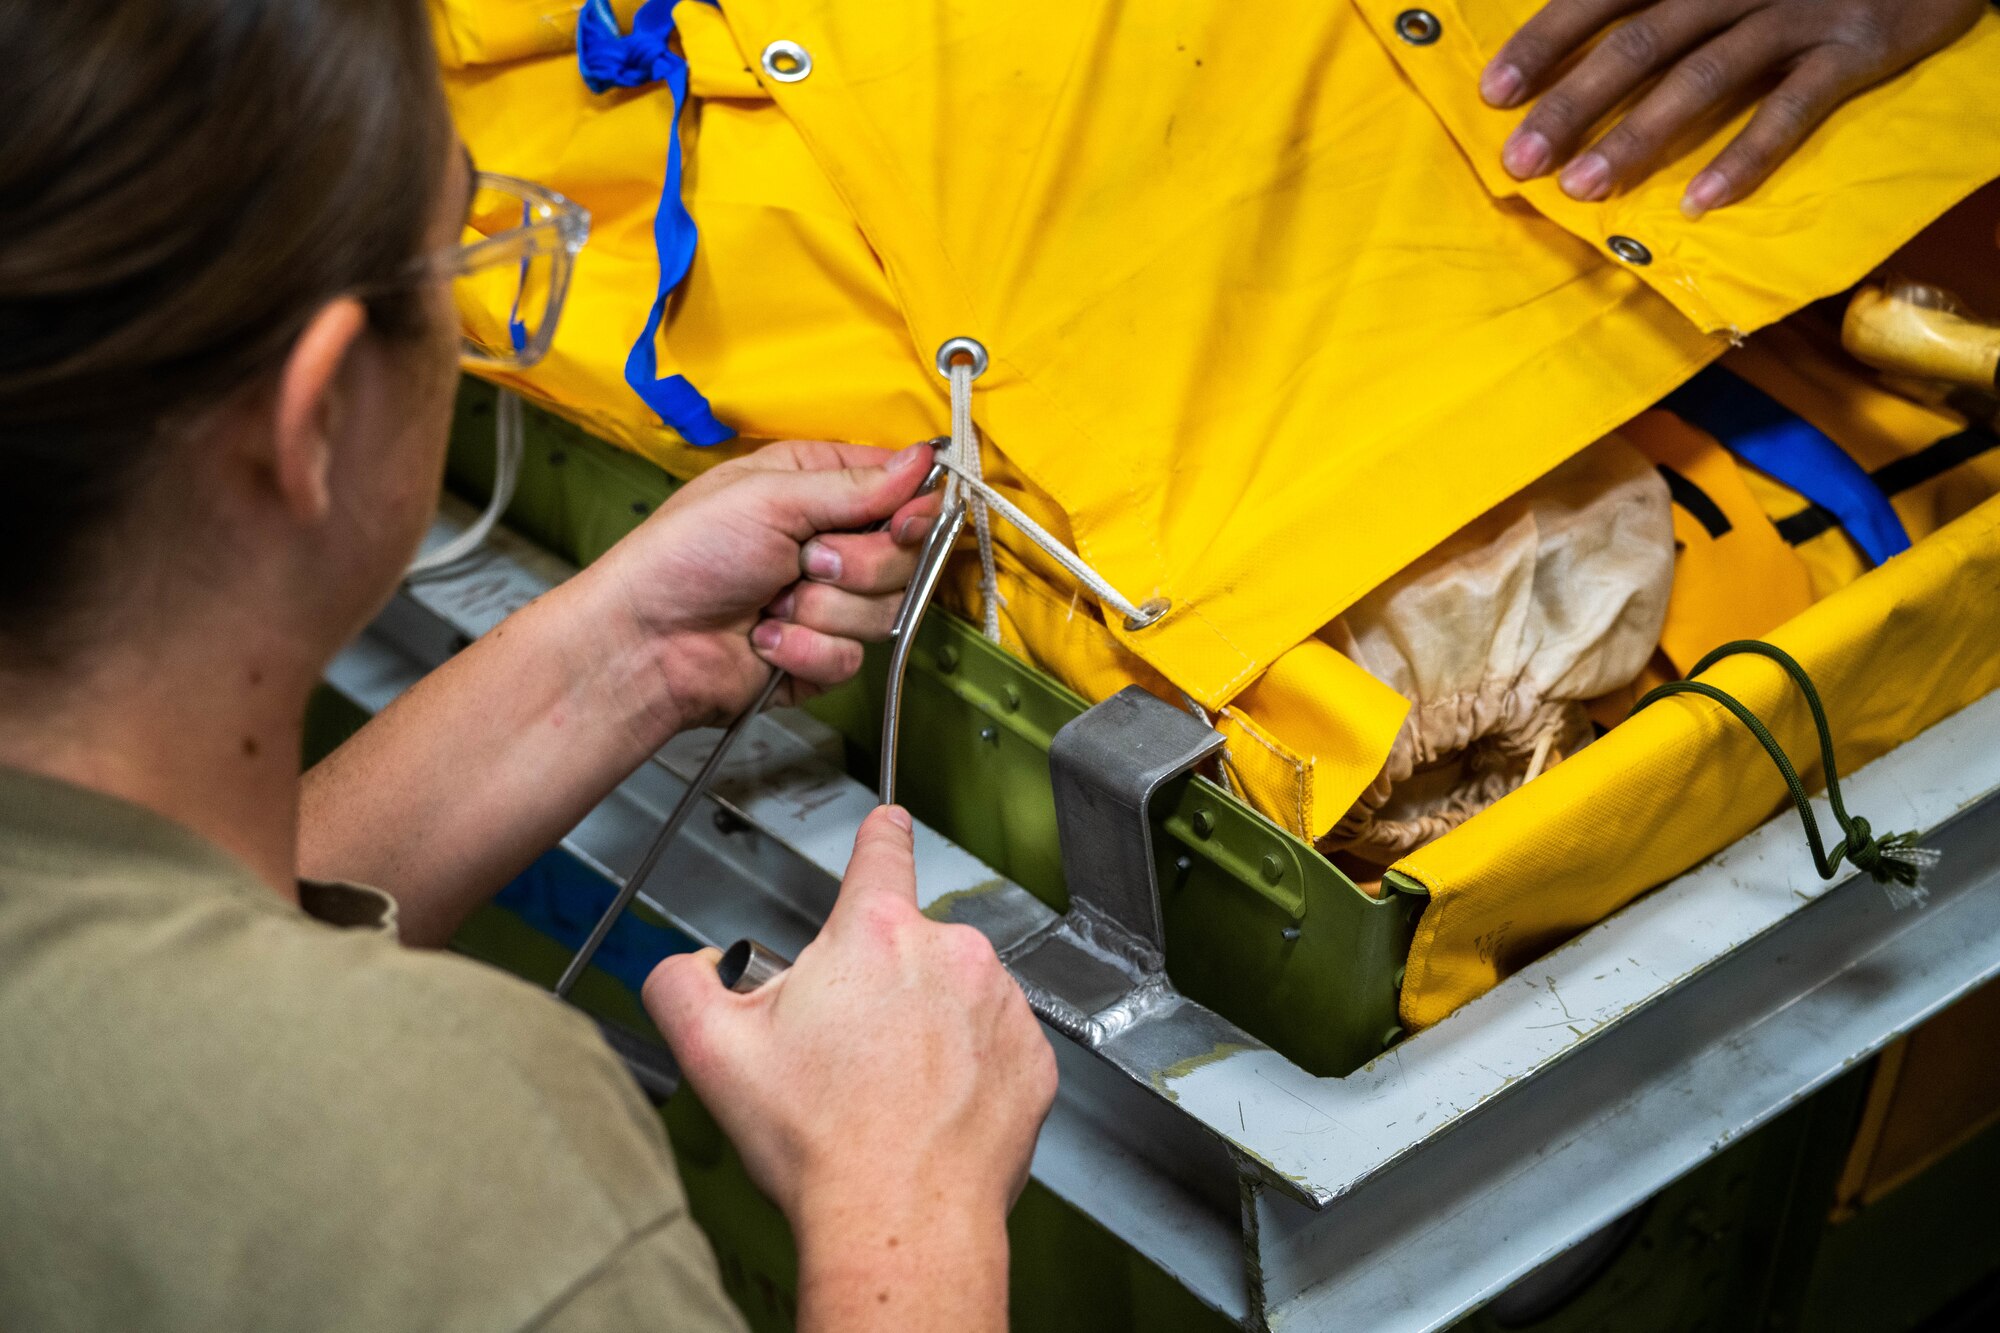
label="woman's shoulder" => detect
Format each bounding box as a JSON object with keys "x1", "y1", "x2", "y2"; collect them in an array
[{"x1": 0, "y1": 850, "x2": 696, "y2": 1331}]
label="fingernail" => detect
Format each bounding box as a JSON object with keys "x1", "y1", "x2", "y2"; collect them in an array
[
  {"x1": 882, "y1": 804, "x2": 912, "y2": 832},
  {"x1": 803, "y1": 542, "x2": 841, "y2": 581},
  {"x1": 1502, "y1": 130, "x2": 1551, "y2": 180},
  {"x1": 1481, "y1": 63, "x2": 1523, "y2": 108},
  {"x1": 895, "y1": 515, "x2": 935, "y2": 546},
  {"x1": 1682, "y1": 169, "x2": 1728, "y2": 220},
  {"x1": 752, "y1": 620, "x2": 783, "y2": 652},
  {"x1": 888, "y1": 442, "x2": 929, "y2": 471},
  {"x1": 769, "y1": 588, "x2": 796, "y2": 620},
  {"x1": 1559, "y1": 152, "x2": 1611, "y2": 202}
]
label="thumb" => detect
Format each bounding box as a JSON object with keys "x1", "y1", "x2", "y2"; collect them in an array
[
  {"x1": 642, "y1": 947, "x2": 734, "y2": 1068},
  {"x1": 758, "y1": 448, "x2": 932, "y2": 540},
  {"x1": 826, "y1": 806, "x2": 920, "y2": 927}
]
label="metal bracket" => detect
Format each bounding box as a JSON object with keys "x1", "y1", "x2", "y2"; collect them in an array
[
  {"x1": 1050, "y1": 685, "x2": 1226, "y2": 960},
  {"x1": 999, "y1": 687, "x2": 1226, "y2": 1047}
]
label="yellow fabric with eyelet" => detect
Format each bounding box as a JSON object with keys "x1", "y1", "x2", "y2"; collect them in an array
[{"x1": 436, "y1": 0, "x2": 2000, "y2": 905}]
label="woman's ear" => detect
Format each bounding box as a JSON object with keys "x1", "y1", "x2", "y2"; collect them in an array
[{"x1": 271, "y1": 298, "x2": 367, "y2": 523}]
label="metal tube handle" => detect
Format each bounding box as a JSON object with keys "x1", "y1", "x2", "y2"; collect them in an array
[{"x1": 717, "y1": 938, "x2": 791, "y2": 993}]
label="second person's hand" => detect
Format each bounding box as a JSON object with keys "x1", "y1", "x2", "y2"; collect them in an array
[{"x1": 1481, "y1": 0, "x2": 1985, "y2": 218}]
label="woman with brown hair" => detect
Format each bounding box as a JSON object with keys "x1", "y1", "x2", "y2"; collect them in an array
[{"x1": 0, "y1": 3, "x2": 1053, "y2": 1330}]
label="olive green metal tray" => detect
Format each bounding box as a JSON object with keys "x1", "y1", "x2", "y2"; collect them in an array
[{"x1": 446, "y1": 381, "x2": 1417, "y2": 1076}]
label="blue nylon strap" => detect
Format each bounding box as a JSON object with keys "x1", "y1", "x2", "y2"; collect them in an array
[
  {"x1": 1661, "y1": 365, "x2": 1909, "y2": 566},
  {"x1": 577, "y1": 0, "x2": 734, "y2": 446}
]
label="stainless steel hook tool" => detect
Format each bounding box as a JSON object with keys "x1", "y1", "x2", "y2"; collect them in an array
[
  {"x1": 553, "y1": 454, "x2": 951, "y2": 1000},
  {"x1": 694, "y1": 477, "x2": 968, "y2": 1001},
  {"x1": 877, "y1": 483, "x2": 968, "y2": 806}
]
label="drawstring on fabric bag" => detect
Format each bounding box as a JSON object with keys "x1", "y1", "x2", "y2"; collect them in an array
[
  {"x1": 1630, "y1": 640, "x2": 1938, "y2": 909},
  {"x1": 932, "y1": 338, "x2": 1164, "y2": 637}
]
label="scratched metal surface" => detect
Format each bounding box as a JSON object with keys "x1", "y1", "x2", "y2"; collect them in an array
[{"x1": 1255, "y1": 702, "x2": 2000, "y2": 1328}]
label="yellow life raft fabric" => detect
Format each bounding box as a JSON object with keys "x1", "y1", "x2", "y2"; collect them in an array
[
  {"x1": 1394, "y1": 473, "x2": 2000, "y2": 1030},
  {"x1": 1393, "y1": 220, "x2": 2000, "y2": 1027},
  {"x1": 705, "y1": 0, "x2": 2000, "y2": 703},
  {"x1": 437, "y1": 0, "x2": 2000, "y2": 845}
]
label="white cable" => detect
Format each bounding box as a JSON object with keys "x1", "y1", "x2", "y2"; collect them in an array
[{"x1": 407, "y1": 387, "x2": 524, "y2": 578}]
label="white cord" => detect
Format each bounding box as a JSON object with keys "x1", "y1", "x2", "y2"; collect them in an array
[
  {"x1": 407, "y1": 388, "x2": 524, "y2": 577},
  {"x1": 948, "y1": 360, "x2": 1005, "y2": 642},
  {"x1": 930, "y1": 450, "x2": 1150, "y2": 630}
]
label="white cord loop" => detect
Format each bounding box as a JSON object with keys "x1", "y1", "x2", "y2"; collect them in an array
[
  {"x1": 933, "y1": 337, "x2": 1158, "y2": 634},
  {"x1": 928, "y1": 444, "x2": 1154, "y2": 632},
  {"x1": 407, "y1": 388, "x2": 524, "y2": 578},
  {"x1": 932, "y1": 342, "x2": 1160, "y2": 632},
  {"x1": 946, "y1": 357, "x2": 1006, "y2": 641}
]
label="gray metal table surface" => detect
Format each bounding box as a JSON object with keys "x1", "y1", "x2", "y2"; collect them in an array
[{"x1": 327, "y1": 502, "x2": 2000, "y2": 1331}]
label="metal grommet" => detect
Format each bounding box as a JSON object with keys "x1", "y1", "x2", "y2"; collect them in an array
[
  {"x1": 1123, "y1": 597, "x2": 1172, "y2": 631},
  {"x1": 760, "y1": 39, "x2": 812, "y2": 83},
  {"x1": 1608, "y1": 235, "x2": 1654, "y2": 266},
  {"x1": 935, "y1": 336, "x2": 989, "y2": 379},
  {"x1": 1394, "y1": 9, "x2": 1442, "y2": 44}
]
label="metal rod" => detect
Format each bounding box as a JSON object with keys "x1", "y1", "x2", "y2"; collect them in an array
[
  {"x1": 556, "y1": 452, "x2": 948, "y2": 998},
  {"x1": 879, "y1": 493, "x2": 968, "y2": 805},
  {"x1": 554, "y1": 667, "x2": 786, "y2": 998}
]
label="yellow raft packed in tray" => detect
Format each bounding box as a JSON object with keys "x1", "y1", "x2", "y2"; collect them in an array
[{"x1": 429, "y1": 0, "x2": 2000, "y2": 1031}]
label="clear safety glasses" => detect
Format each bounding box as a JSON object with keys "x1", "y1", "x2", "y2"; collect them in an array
[{"x1": 445, "y1": 172, "x2": 590, "y2": 371}]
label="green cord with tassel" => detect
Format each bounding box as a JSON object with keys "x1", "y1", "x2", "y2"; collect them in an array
[{"x1": 1630, "y1": 640, "x2": 1937, "y2": 907}]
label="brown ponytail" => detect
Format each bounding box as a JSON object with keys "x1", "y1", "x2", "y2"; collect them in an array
[{"x1": 0, "y1": 0, "x2": 450, "y2": 661}]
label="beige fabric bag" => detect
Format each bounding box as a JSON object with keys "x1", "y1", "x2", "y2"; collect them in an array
[{"x1": 1322, "y1": 436, "x2": 1673, "y2": 863}]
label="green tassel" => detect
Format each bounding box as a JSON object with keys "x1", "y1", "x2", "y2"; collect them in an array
[
  {"x1": 1632, "y1": 642, "x2": 1938, "y2": 910},
  {"x1": 1856, "y1": 829, "x2": 1940, "y2": 910}
]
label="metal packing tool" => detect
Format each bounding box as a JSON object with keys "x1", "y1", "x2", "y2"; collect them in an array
[
  {"x1": 552, "y1": 666, "x2": 785, "y2": 999},
  {"x1": 878, "y1": 482, "x2": 969, "y2": 805},
  {"x1": 698, "y1": 457, "x2": 968, "y2": 996},
  {"x1": 553, "y1": 455, "x2": 953, "y2": 999}
]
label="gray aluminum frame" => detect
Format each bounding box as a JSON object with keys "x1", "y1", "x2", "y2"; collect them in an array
[{"x1": 327, "y1": 501, "x2": 2000, "y2": 1330}]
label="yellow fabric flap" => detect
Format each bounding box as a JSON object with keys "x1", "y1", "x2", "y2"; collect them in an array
[
  {"x1": 1358, "y1": 0, "x2": 2000, "y2": 336},
  {"x1": 950, "y1": 540, "x2": 1409, "y2": 842},
  {"x1": 1623, "y1": 409, "x2": 1816, "y2": 672},
  {"x1": 429, "y1": 0, "x2": 642, "y2": 69},
  {"x1": 675, "y1": 1, "x2": 763, "y2": 100},
  {"x1": 715, "y1": 0, "x2": 1723, "y2": 708},
  {"x1": 1393, "y1": 491, "x2": 2000, "y2": 1030}
]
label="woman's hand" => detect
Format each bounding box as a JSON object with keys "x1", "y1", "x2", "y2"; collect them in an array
[
  {"x1": 301, "y1": 438, "x2": 938, "y2": 945},
  {"x1": 1481, "y1": 0, "x2": 1986, "y2": 218},
  {"x1": 584, "y1": 439, "x2": 940, "y2": 736},
  {"x1": 645, "y1": 807, "x2": 1056, "y2": 1331}
]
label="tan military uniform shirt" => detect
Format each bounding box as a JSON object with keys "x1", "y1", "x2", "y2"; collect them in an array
[{"x1": 0, "y1": 764, "x2": 746, "y2": 1333}]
